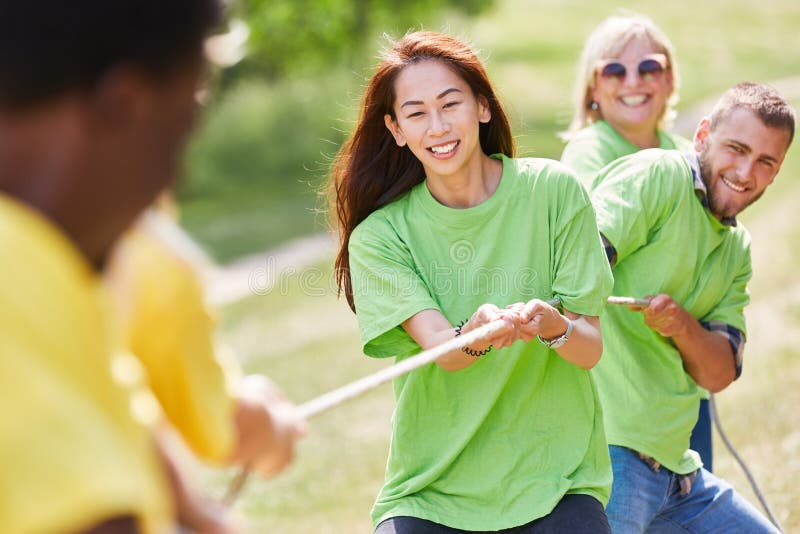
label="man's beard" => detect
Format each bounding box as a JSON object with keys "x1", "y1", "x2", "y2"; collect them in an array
[{"x1": 698, "y1": 148, "x2": 762, "y2": 220}]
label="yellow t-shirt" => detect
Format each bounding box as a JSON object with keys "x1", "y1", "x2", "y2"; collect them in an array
[
  {"x1": 0, "y1": 195, "x2": 171, "y2": 533},
  {"x1": 106, "y1": 219, "x2": 238, "y2": 463}
]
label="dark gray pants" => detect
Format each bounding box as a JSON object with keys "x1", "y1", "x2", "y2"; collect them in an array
[{"x1": 375, "y1": 494, "x2": 611, "y2": 534}]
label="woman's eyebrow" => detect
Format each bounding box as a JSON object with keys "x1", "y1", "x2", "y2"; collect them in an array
[{"x1": 400, "y1": 87, "x2": 463, "y2": 108}]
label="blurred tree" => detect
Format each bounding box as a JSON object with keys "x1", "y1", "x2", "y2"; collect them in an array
[{"x1": 225, "y1": 0, "x2": 493, "y2": 81}]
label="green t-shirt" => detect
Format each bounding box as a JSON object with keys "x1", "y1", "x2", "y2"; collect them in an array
[
  {"x1": 348, "y1": 155, "x2": 614, "y2": 530},
  {"x1": 590, "y1": 149, "x2": 751, "y2": 474},
  {"x1": 561, "y1": 120, "x2": 692, "y2": 188}
]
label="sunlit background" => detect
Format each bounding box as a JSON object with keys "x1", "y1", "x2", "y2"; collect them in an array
[{"x1": 177, "y1": 1, "x2": 800, "y2": 531}]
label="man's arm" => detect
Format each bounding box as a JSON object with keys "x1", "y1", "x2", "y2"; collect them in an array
[
  {"x1": 640, "y1": 294, "x2": 740, "y2": 392},
  {"x1": 600, "y1": 236, "x2": 744, "y2": 390}
]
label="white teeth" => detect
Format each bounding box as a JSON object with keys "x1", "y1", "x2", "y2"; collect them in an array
[
  {"x1": 621, "y1": 95, "x2": 647, "y2": 106},
  {"x1": 430, "y1": 141, "x2": 457, "y2": 154},
  {"x1": 721, "y1": 177, "x2": 746, "y2": 192}
]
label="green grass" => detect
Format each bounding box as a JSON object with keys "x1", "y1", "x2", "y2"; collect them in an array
[
  {"x1": 182, "y1": 0, "x2": 800, "y2": 531},
  {"x1": 178, "y1": 75, "x2": 354, "y2": 261}
]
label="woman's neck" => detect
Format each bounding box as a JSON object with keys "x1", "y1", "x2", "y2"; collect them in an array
[{"x1": 424, "y1": 152, "x2": 502, "y2": 209}]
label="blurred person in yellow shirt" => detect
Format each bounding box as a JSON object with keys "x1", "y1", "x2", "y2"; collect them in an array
[
  {"x1": 0, "y1": 1, "x2": 300, "y2": 532},
  {"x1": 106, "y1": 201, "x2": 304, "y2": 477},
  {"x1": 0, "y1": 196, "x2": 173, "y2": 534}
]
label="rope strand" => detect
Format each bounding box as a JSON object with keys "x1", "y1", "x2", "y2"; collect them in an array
[{"x1": 710, "y1": 394, "x2": 783, "y2": 531}]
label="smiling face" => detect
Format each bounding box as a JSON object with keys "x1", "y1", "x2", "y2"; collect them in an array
[
  {"x1": 384, "y1": 59, "x2": 490, "y2": 182},
  {"x1": 591, "y1": 36, "x2": 673, "y2": 142},
  {"x1": 696, "y1": 107, "x2": 791, "y2": 220}
]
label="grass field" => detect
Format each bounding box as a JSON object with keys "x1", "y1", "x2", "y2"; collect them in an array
[{"x1": 187, "y1": 0, "x2": 800, "y2": 531}]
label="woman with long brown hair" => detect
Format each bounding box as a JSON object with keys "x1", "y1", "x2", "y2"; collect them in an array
[{"x1": 331, "y1": 31, "x2": 614, "y2": 533}]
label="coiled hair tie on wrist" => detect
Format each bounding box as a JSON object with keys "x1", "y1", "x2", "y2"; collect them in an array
[{"x1": 454, "y1": 319, "x2": 493, "y2": 357}]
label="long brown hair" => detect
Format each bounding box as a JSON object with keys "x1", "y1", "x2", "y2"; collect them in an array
[{"x1": 330, "y1": 31, "x2": 515, "y2": 311}]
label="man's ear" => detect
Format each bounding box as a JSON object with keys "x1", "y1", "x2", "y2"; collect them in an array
[
  {"x1": 384, "y1": 114, "x2": 407, "y2": 147},
  {"x1": 86, "y1": 65, "x2": 156, "y2": 128},
  {"x1": 478, "y1": 95, "x2": 491, "y2": 124},
  {"x1": 694, "y1": 117, "x2": 711, "y2": 153}
]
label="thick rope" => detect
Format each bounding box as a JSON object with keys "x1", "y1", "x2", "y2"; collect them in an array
[
  {"x1": 709, "y1": 394, "x2": 783, "y2": 531},
  {"x1": 606, "y1": 296, "x2": 650, "y2": 307}
]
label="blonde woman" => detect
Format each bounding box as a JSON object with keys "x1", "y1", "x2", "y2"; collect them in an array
[{"x1": 561, "y1": 14, "x2": 691, "y2": 188}]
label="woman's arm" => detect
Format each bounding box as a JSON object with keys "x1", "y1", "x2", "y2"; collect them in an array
[{"x1": 402, "y1": 305, "x2": 519, "y2": 372}]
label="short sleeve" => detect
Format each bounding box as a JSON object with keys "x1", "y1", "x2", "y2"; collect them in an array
[
  {"x1": 548, "y1": 165, "x2": 614, "y2": 316},
  {"x1": 701, "y1": 236, "x2": 751, "y2": 336},
  {"x1": 349, "y1": 215, "x2": 440, "y2": 358},
  {"x1": 591, "y1": 151, "x2": 681, "y2": 264}
]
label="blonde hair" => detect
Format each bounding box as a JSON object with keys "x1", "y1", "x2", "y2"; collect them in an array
[{"x1": 561, "y1": 13, "x2": 680, "y2": 140}]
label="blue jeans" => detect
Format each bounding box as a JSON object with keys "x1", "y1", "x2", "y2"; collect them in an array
[
  {"x1": 690, "y1": 398, "x2": 713, "y2": 472},
  {"x1": 607, "y1": 445, "x2": 777, "y2": 533}
]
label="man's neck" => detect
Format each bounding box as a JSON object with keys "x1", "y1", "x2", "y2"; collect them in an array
[{"x1": 0, "y1": 100, "x2": 110, "y2": 270}]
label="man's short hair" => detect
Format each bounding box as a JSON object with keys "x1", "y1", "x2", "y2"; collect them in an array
[
  {"x1": 0, "y1": 0, "x2": 222, "y2": 108},
  {"x1": 709, "y1": 82, "x2": 796, "y2": 145}
]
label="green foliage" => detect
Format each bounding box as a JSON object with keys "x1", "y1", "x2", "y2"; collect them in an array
[
  {"x1": 177, "y1": 73, "x2": 358, "y2": 261},
  {"x1": 182, "y1": 78, "x2": 340, "y2": 197},
  {"x1": 227, "y1": 0, "x2": 493, "y2": 81}
]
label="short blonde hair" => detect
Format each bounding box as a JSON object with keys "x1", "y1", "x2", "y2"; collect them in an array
[{"x1": 562, "y1": 13, "x2": 680, "y2": 139}]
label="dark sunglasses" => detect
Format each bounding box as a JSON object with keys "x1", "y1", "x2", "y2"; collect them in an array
[{"x1": 597, "y1": 55, "x2": 668, "y2": 81}]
